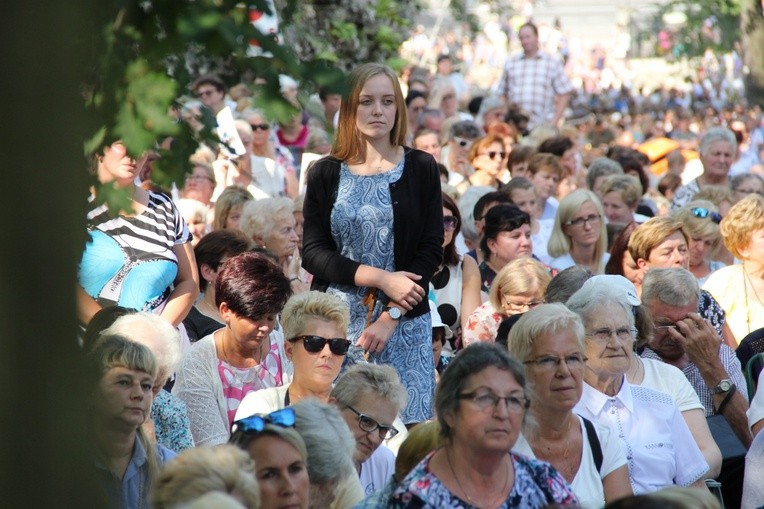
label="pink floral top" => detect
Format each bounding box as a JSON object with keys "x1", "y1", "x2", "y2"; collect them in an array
[
  {"x1": 463, "y1": 301, "x2": 504, "y2": 346},
  {"x1": 218, "y1": 340, "x2": 284, "y2": 428}
]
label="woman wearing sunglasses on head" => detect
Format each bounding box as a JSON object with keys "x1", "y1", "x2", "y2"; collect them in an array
[
  {"x1": 467, "y1": 134, "x2": 507, "y2": 188},
  {"x1": 235, "y1": 291, "x2": 350, "y2": 419},
  {"x1": 670, "y1": 200, "x2": 725, "y2": 286},
  {"x1": 230, "y1": 407, "x2": 310, "y2": 509}
]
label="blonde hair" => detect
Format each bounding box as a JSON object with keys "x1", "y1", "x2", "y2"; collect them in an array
[
  {"x1": 213, "y1": 186, "x2": 254, "y2": 231},
  {"x1": 395, "y1": 421, "x2": 442, "y2": 481},
  {"x1": 628, "y1": 216, "x2": 689, "y2": 264},
  {"x1": 152, "y1": 445, "x2": 260, "y2": 509},
  {"x1": 547, "y1": 190, "x2": 608, "y2": 273},
  {"x1": 646, "y1": 486, "x2": 721, "y2": 509},
  {"x1": 489, "y1": 258, "x2": 551, "y2": 314},
  {"x1": 598, "y1": 174, "x2": 642, "y2": 208},
  {"x1": 281, "y1": 291, "x2": 349, "y2": 341},
  {"x1": 332, "y1": 63, "x2": 406, "y2": 164},
  {"x1": 239, "y1": 197, "x2": 294, "y2": 245},
  {"x1": 176, "y1": 198, "x2": 208, "y2": 226},
  {"x1": 692, "y1": 185, "x2": 733, "y2": 210},
  {"x1": 670, "y1": 200, "x2": 722, "y2": 254},
  {"x1": 721, "y1": 193, "x2": 764, "y2": 259}
]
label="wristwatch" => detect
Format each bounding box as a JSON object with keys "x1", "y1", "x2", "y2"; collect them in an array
[
  {"x1": 712, "y1": 379, "x2": 733, "y2": 394},
  {"x1": 383, "y1": 306, "x2": 402, "y2": 320}
]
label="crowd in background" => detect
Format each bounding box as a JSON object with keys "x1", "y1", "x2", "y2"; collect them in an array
[{"x1": 76, "y1": 12, "x2": 764, "y2": 509}]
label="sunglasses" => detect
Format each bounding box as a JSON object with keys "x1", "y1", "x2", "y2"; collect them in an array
[
  {"x1": 250, "y1": 123, "x2": 270, "y2": 131},
  {"x1": 443, "y1": 215, "x2": 458, "y2": 231},
  {"x1": 484, "y1": 151, "x2": 507, "y2": 160},
  {"x1": 690, "y1": 207, "x2": 722, "y2": 224},
  {"x1": 231, "y1": 407, "x2": 295, "y2": 434},
  {"x1": 290, "y1": 335, "x2": 350, "y2": 355},
  {"x1": 453, "y1": 136, "x2": 471, "y2": 148}
]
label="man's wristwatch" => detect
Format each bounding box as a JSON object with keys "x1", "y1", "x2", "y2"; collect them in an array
[
  {"x1": 712, "y1": 379, "x2": 733, "y2": 394},
  {"x1": 383, "y1": 306, "x2": 402, "y2": 320}
]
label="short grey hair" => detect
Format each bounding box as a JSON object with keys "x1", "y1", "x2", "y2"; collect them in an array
[
  {"x1": 566, "y1": 281, "x2": 635, "y2": 330},
  {"x1": 292, "y1": 399, "x2": 355, "y2": 485},
  {"x1": 586, "y1": 157, "x2": 623, "y2": 191},
  {"x1": 544, "y1": 265, "x2": 594, "y2": 303},
  {"x1": 641, "y1": 268, "x2": 700, "y2": 308},
  {"x1": 731, "y1": 172, "x2": 764, "y2": 191},
  {"x1": 239, "y1": 197, "x2": 294, "y2": 245},
  {"x1": 435, "y1": 343, "x2": 527, "y2": 440},
  {"x1": 507, "y1": 303, "x2": 585, "y2": 363},
  {"x1": 458, "y1": 186, "x2": 494, "y2": 244},
  {"x1": 104, "y1": 312, "x2": 181, "y2": 375},
  {"x1": 699, "y1": 126, "x2": 737, "y2": 157},
  {"x1": 330, "y1": 363, "x2": 407, "y2": 413},
  {"x1": 449, "y1": 120, "x2": 482, "y2": 140}
]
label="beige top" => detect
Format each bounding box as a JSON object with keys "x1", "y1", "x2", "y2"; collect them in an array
[{"x1": 703, "y1": 264, "x2": 764, "y2": 344}]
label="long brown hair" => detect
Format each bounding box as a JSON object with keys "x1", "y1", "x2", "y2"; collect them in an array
[{"x1": 331, "y1": 63, "x2": 407, "y2": 164}]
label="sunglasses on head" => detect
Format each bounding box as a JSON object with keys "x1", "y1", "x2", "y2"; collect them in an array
[
  {"x1": 453, "y1": 137, "x2": 471, "y2": 148},
  {"x1": 291, "y1": 335, "x2": 350, "y2": 355},
  {"x1": 690, "y1": 207, "x2": 722, "y2": 224},
  {"x1": 231, "y1": 407, "x2": 295, "y2": 435},
  {"x1": 250, "y1": 123, "x2": 270, "y2": 131}
]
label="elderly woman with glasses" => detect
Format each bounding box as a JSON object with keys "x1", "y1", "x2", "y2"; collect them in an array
[
  {"x1": 235, "y1": 291, "x2": 350, "y2": 418},
  {"x1": 670, "y1": 200, "x2": 725, "y2": 285},
  {"x1": 703, "y1": 193, "x2": 764, "y2": 344},
  {"x1": 508, "y1": 303, "x2": 633, "y2": 507},
  {"x1": 390, "y1": 342, "x2": 577, "y2": 508},
  {"x1": 548, "y1": 189, "x2": 610, "y2": 274},
  {"x1": 567, "y1": 280, "x2": 709, "y2": 493},
  {"x1": 330, "y1": 363, "x2": 407, "y2": 497},
  {"x1": 465, "y1": 258, "x2": 550, "y2": 346}
]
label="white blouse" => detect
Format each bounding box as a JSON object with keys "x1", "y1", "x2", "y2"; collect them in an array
[{"x1": 574, "y1": 378, "x2": 708, "y2": 494}]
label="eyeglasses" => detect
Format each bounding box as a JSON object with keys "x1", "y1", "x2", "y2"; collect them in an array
[
  {"x1": 343, "y1": 405, "x2": 399, "y2": 439},
  {"x1": 444, "y1": 215, "x2": 459, "y2": 231},
  {"x1": 453, "y1": 136, "x2": 471, "y2": 148},
  {"x1": 733, "y1": 188, "x2": 764, "y2": 196},
  {"x1": 586, "y1": 327, "x2": 636, "y2": 343},
  {"x1": 524, "y1": 354, "x2": 587, "y2": 371},
  {"x1": 231, "y1": 407, "x2": 295, "y2": 434},
  {"x1": 457, "y1": 390, "x2": 528, "y2": 413},
  {"x1": 250, "y1": 123, "x2": 270, "y2": 131},
  {"x1": 690, "y1": 207, "x2": 722, "y2": 224},
  {"x1": 185, "y1": 174, "x2": 214, "y2": 183},
  {"x1": 196, "y1": 89, "x2": 217, "y2": 98},
  {"x1": 503, "y1": 299, "x2": 544, "y2": 313},
  {"x1": 565, "y1": 214, "x2": 601, "y2": 227},
  {"x1": 483, "y1": 151, "x2": 507, "y2": 160},
  {"x1": 290, "y1": 335, "x2": 350, "y2": 356}
]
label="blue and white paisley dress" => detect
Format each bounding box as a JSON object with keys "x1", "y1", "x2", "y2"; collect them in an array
[{"x1": 327, "y1": 158, "x2": 434, "y2": 423}]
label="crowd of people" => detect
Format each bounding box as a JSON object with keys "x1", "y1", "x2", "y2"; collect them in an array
[{"x1": 76, "y1": 14, "x2": 764, "y2": 509}]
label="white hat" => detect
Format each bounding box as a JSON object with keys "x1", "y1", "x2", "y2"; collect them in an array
[
  {"x1": 581, "y1": 275, "x2": 640, "y2": 306},
  {"x1": 429, "y1": 299, "x2": 453, "y2": 339}
]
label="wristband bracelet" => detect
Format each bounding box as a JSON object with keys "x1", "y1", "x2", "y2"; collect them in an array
[{"x1": 716, "y1": 383, "x2": 737, "y2": 415}]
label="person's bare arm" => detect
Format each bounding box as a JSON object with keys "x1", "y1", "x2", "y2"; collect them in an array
[
  {"x1": 460, "y1": 255, "x2": 482, "y2": 333},
  {"x1": 77, "y1": 285, "x2": 102, "y2": 325},
  {"x1": 160, "y1": 242, "x2": 200, "y2": 326},
  {"x1": 753, "y1": 418, "x2": 764, "y2": 438},
  {"x1": 553, "y1": 92, "x2": 571, "y2": 128},
  {"x1": 675, "y1": 314, "x2": 752, "y2": 448},
  {"x1": 682, "y1": 407, "x2": 722, "y2": 478},
  {"x1": 602, "y1": 465, "x2": 633, "y2": 503}
]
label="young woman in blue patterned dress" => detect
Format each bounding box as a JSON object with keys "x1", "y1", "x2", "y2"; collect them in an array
[{"x1": 302, "y1": 63, "x2": 443, "y2": 425}]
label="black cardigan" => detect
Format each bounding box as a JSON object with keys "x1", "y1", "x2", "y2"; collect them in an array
[{"x1": 302, "y1": 147, "x2": 444, "y2": 318}]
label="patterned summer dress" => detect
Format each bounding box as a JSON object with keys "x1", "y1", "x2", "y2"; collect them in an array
[{"x1": 327, "y1": 158, "x2": 434, "y2": 423}]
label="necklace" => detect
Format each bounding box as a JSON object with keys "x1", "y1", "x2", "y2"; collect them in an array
[
  {"x1": 445, "y1": 448, "x2": 509, "y2": 508},
  {"x1": 743, "y1": 263, "x2": 764, "y2": 334},
  {"x1": 531, "y1": 416, "x2": 575, "y2": 481}
]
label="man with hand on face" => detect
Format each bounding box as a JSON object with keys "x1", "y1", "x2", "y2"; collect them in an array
[{"x1": 640, "y1": 267, "x2": 751, "y2": 447}]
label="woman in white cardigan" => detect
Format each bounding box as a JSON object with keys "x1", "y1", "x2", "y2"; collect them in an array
[{"x1": 173, "y1": 251, "x2": 293, "y2": 445}]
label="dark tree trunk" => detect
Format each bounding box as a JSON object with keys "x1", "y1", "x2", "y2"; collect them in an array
[{"x1": 742, "y1": 0, "x2": 764, "y2": 107}]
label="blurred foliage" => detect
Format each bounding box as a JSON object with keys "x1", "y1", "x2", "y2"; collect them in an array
[
  {"x1": 279, "y1": 0, "x2": 422, "y2": 73},
  {"x1": 655, "y1": 0, "x2": 741, "y2": 57},
  {"x1": 83, "y1": 0, "x2": 348, "y2": 203}
]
